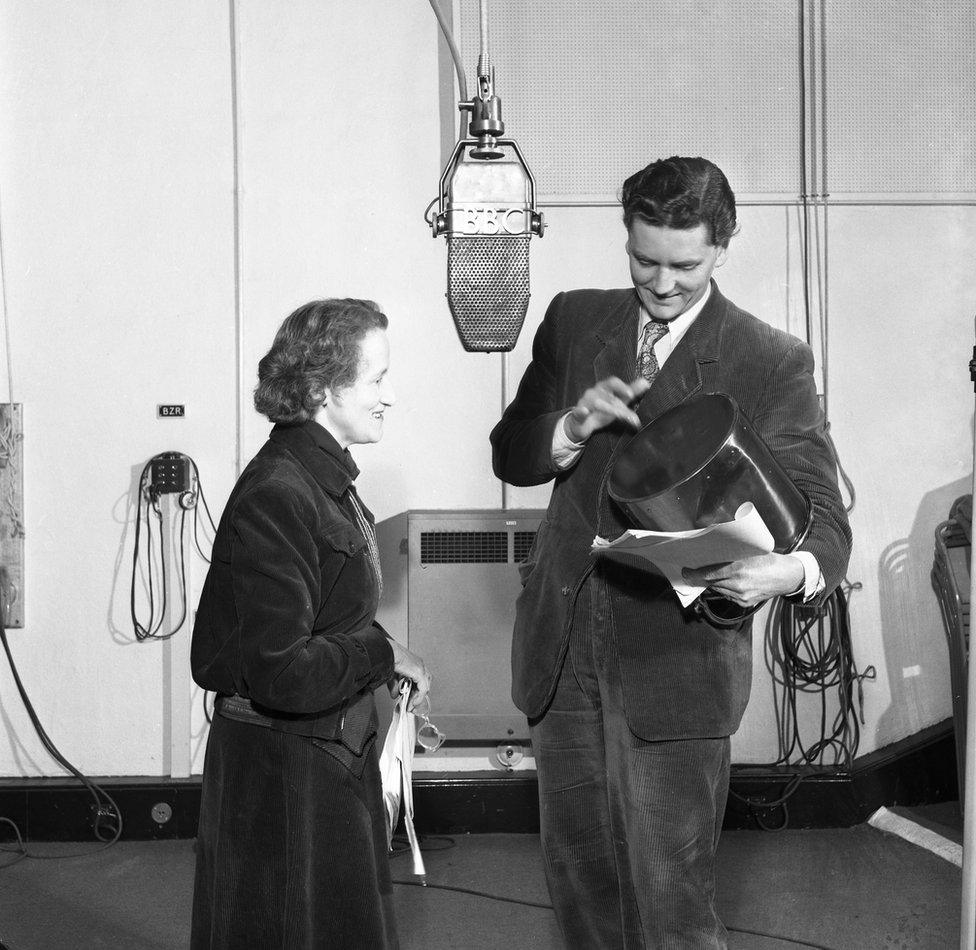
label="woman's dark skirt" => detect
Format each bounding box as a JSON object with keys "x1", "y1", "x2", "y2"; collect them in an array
[{"x1": 191, "y1": 709, "x2": 398, "y2": 949}]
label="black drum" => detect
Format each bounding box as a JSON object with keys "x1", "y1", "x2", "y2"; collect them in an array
[{"x1": 607, "y1": 392, "x2": 812, "y2": 625}]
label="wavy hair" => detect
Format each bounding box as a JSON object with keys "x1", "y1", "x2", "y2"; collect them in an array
[
  {"x1": 621, "y1": 156, "x2": 738, "y2": 248},
  {"x1": 253, "y1": 298, "x2": 388, "y2": 424}
]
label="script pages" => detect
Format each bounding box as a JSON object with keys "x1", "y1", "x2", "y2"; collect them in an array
[{"x1": 590, "y1": 502, "x2": 774, "y2": 607}]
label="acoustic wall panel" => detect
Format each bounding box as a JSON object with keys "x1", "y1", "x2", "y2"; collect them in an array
[
  {"x1": 451, "y1": 0, "x2": 975, "y2": 203},
  {"x1": 825, "y1": 0, "x2": 976, "y2": 199},
  {"x1": 454, "y1": 0, "x2": 802, "y2": 203}
]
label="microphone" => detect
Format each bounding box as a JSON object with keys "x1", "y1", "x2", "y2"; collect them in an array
[{"x1": 429, "y1": 65, "x2": 544, "y2": 352}]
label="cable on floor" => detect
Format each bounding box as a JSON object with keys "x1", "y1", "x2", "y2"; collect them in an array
[
  {"x1": 391, "y1": 835, "x2": 840, "y2": 948},
  {"x1": 0, "y1": 621, "x2": 123, "y2": 865},
  {"x1": 392, "y1": 877, "x2": 840, "y2": 949}
]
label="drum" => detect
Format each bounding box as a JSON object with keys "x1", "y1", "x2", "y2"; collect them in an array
[{"x1": 607, "y1": 392, "x2": 812, "y2": 625}]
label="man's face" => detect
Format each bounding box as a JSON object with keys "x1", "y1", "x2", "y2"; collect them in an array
[{"x1": 625, "y1": 219, "x2": 727, "y2": 321}]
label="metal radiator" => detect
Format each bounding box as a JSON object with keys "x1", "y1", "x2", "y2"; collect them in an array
[{"x1": 406, "y1": 509, "x2": 546, "y2": 741}]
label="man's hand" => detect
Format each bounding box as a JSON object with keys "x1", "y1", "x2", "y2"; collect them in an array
[
  {"x1": 682, "y1": 553, "x2": 805, "y2": 607},
  {"x1": 564, "y1": 376, "x2": 651, "y2": 443},
  {"x1": 389, "y1": 640, "x2": 432, "y2": 713}
]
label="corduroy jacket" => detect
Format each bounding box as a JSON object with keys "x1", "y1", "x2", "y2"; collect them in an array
[
  {"x1": 191, "y1": 421, "x2": 394, "y2": 750},
  {"x1": 490, "y1": 283, "x2": 852, "y2": 739}
]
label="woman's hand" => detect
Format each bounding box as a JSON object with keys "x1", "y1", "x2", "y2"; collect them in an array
[{"x1": 389, "y1": 640, "x2": 432, "y2": 713}]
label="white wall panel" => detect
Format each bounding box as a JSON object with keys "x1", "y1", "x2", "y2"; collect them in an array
[
  {"x1": 0, "y1": 0, "x2": 236, "y2": 776},
  {"x1": 454, "y1": 0, "x2": 802, "y2": 201},
  {"x1": 0, "y1": 0, "x2": 970, "y2": 780}
]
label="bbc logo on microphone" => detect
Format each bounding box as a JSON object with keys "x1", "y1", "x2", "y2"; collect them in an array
[{"x1": 454, "y1": 205, "x2": 533, "y2": 236}]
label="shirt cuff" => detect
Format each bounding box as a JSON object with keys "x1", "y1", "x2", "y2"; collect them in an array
[
  {"x1": 551, "y1": 411, "x2": 587, "y2": 469},
  {"x1": 790, "y1": 550, "x2": 825, "y2": 602}
]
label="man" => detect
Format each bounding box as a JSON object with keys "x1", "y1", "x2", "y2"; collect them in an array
[{"x1": 490, "y1": 156, "x2": 851, "y2": 949}]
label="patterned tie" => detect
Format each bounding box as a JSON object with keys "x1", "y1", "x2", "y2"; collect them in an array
[{"x1": 637, "y1": 319, "x2": 670, "y2": 383}]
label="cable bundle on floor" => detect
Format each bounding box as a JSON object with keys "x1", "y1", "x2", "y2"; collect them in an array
[
  {"x1": 730, "y1": 581, "x2": 875, "y2": 830},
  {"x1": 0, "y1": 617, "x2": 123, "y2": 865}
]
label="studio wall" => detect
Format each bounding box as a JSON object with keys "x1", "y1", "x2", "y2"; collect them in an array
[{"x1": 0, "y1": 0, "x2": 969, "y2": 782}]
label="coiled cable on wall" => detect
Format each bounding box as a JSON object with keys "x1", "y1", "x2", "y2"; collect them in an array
[
  {"x1": 730, "y1": 581, "x2": 875, "y2": 830},
  {"x1": 129, "y1": 453, "x2": 215, "y2": 642},
  {"x1": 729, "y1": 1, "x2": 870, "y2": 831}
]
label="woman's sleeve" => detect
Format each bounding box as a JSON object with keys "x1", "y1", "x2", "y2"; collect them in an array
[{"x1": 226, "y1": 480, "x2": 394, "y2": 714}]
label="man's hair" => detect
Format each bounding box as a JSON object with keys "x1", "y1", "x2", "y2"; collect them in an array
[
  {"x1": 620, "y1": 156, "x2": 738, "y2": 248},
  {"x1": 254, "y1": 298, "x2": 388, "y2": 424}
]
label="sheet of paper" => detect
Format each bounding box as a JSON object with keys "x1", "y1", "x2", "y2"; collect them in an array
[{"x1": 590, "y1": 502, "x2": 775, "y2": 607}]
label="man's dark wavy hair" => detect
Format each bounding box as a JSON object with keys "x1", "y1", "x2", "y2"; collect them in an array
[
  {"x1": 254, "y1": 298, "x2": 388, "y2": 424},
  {"x1": 620, "y1": 156, "x2": 738, "y2": 248}
]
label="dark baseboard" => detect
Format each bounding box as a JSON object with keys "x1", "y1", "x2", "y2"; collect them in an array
[
  {"x1": 723, "y1": 717, "x2": 959, "y2": 830},
  {"x1": 0, "y1": 719, "x2": 958, "y2": 841}
]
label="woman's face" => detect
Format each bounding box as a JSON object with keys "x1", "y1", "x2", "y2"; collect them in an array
[{"x1": 319, "y1": 328, "x2": 395, "y2": 448}]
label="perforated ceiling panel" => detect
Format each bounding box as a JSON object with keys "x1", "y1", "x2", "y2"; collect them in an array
[
  {"x1": 825, "y1": 0, "x2": 976, "y2": 198},
  {"x1": 455, "y1": 0, "x2": 802, "y2": 202}
]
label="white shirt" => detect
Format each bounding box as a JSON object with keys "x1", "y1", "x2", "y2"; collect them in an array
[{"x1": 549, "y1": 285, "x2": 824, "y2": 601}]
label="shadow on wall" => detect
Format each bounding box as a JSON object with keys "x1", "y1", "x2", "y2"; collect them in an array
[
  {"x1": 374, "y1": 512, "x2": 410, "y2": 737},
  {"x1": 874, "y1": 474, "x2": 971, "y2": 748},
  {"x1": 108, "y1": 462, "x2": 146, "y2": 646}
]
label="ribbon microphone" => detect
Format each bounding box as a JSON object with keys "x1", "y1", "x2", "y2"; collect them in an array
[{"x1": 428, "y1": 25, "x2": 544, "y2": 352}]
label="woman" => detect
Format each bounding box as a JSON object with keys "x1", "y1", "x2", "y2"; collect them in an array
[{"x1": 190, "y1": 298, "x2": 430, "y2": 949}]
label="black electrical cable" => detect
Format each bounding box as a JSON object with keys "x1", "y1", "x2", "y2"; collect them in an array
[
  {"x1": 797, "y1": 0, "x2": 813, "y2": 349},
  {"x1": 391, "y1": 878, "x2": 840, "y2": 949},
  {"x1": 0, "y1": 620, "x2": 123, "y2": 864},
  {"x1": 389, "y1": 833, "x2": 456, "y2": 856},
  {"x1": 129, "y1": 459, "x2": 166, "y2": 640},
  {"x1": 187, "y1": 457, "x2": 218, "y2": 564},
  {"x1": 390, "y1": 835, "x2": 840, "y2": 948},
  {"x1": 130, "y1": 453, "x2": 213, "y2": 641},
  {"x1": 730, "y1": 581, "x2": 874, "y2": 829}
]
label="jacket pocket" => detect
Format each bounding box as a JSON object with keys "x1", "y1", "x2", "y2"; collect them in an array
[
  {"x1": 321, "y1": 522, "x2": 365, "y2": 558},
  {"x1": 517, "y1": 519, "x2": 548, "y2": 585},
  {"x1": 311, "y1": 691, "x2": 378, "y2": 779}
]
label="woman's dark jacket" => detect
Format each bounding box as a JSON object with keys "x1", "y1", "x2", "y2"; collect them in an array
[{"x1": 191, "y1": 420, "x2": 394, "y2": 751}]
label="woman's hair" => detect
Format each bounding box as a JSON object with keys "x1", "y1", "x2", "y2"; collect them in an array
[
  {"x1": 253, "y1": 298, "x2": 388, "y2": 424},
  {"x1": 620, "y1": 156, "x2": 738, "y2": 248}
]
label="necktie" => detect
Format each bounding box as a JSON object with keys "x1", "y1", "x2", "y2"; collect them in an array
[{"x1": 637, "y1": 320, "x2": 670, "y2": 383}]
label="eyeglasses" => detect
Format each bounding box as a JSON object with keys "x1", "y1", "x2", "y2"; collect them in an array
[{"x1": 413, "y1": 695, "x2": 446, "y2": 752}]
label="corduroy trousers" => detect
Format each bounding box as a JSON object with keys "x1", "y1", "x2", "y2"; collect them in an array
[{"x1": 530, "y1": 574, "x2": 731, "y2": 950}]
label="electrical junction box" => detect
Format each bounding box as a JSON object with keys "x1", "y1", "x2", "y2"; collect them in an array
[
  {"x1": 150, "y1": 453, "x2": 190, "y2": 495},
  {"x1": 406, "y1": 509, "x2": 546, "y2": 742}
]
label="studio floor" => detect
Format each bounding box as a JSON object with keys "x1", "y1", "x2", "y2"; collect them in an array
[{"x1": 0, "y1": 803, "x2": 964, "y2": 950}]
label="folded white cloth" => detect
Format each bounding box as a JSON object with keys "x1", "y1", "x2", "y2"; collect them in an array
[{"x1": 378, "y1": 681, "x2": 425, "y2": 879}]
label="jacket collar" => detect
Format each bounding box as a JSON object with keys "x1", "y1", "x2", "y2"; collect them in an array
[{"x1": 268, "y1": 420, "x2": 359, "y2": 496}]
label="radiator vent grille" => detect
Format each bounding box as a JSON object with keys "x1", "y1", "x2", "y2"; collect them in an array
[
  {"x1": 420, "y1": 530, "x2": 509, "y2": 564},
  {"x1": 513, "y1": 531, "x2": 537, "y2": 563}
]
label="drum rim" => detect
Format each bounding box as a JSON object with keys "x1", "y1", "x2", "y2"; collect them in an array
[{"x1": 608, "y1": 392, "x2": 737, "y2": 504}]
